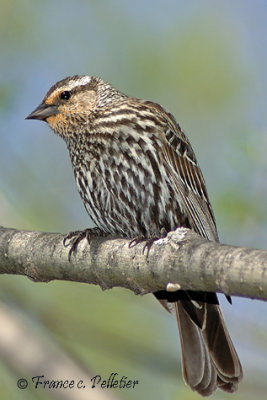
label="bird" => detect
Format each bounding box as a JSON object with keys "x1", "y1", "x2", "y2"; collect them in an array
[{"x1": 26, "y1": 75, "x2": 243, "y2": 396}]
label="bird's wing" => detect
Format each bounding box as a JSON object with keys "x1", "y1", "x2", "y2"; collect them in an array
[
  {"x1": 142, "y1": 100, "x2": 218, "y2": 242},
  {"x1": 161, "y1": 118, "x2": 218, "y2": 241}
]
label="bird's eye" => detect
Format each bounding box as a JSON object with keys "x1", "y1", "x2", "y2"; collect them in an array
[{"x1": 60, "y1": 91, "x2": 71, "y2": 100}]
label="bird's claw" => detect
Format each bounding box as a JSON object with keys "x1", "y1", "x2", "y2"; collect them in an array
[
  {"x1": 129, "y1": 236, "x2": 159, "y2": 257},
  {"x1": 63, "y1": 227, "x2": 107, "y2": 261}
]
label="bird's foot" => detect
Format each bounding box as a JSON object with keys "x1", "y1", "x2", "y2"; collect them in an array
[
  {"x1": 129, "y1": 228, "x2": 167, "y2": 257},
  {"x1": 129, "y1": 236, "x2": 160, "y2": 257},
  {"x1": 63, "y1": 227, "x2": 107, "y2": 261}
]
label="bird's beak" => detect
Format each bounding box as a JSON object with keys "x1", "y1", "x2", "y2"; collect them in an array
[{"x1": 25, "y1": 103, "x2": 59, "y2": 121}]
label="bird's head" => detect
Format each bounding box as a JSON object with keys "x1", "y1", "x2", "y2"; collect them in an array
[{"x1": 26, "y1": 75, "x2": 125, "y2": 138}]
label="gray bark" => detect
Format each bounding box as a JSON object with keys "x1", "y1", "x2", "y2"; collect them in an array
[{"x1": 0, "y1": 226, "x2": 267, "y2": 301}]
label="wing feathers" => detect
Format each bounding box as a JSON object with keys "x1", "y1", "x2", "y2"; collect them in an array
[{"x1": 161, "y1": 130, "x2": 218, "y2": 241}]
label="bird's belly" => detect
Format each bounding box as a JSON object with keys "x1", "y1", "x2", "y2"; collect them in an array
[{"x1": 75, "y1": 165, "x2": 188, "y2": 239}]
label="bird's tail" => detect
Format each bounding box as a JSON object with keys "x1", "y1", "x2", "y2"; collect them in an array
[{"x1": 174, "y1": 300, "x2": 243, "y2": 396}]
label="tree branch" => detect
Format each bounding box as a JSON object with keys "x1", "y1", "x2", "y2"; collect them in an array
[{"x1": 0, "y1": 226, "x2": 267, "y2": 301}]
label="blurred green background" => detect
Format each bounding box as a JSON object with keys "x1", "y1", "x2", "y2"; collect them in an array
[{"x1": 0, "y1": 0, "x2": 267, "y2": 399}]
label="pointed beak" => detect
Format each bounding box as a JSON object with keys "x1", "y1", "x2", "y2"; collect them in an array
[{"x1": 25, "y1": 103, "x2": 59, "y2": 121}]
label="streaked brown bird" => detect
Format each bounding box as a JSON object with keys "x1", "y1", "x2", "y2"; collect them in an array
[{"x1": 26, "y1": 75, "x2": 242, "y2": 396}]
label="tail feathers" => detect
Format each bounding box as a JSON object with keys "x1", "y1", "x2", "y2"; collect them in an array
[{"x1": 175, "y1": 301, "x2": 242, "y2": 396}]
